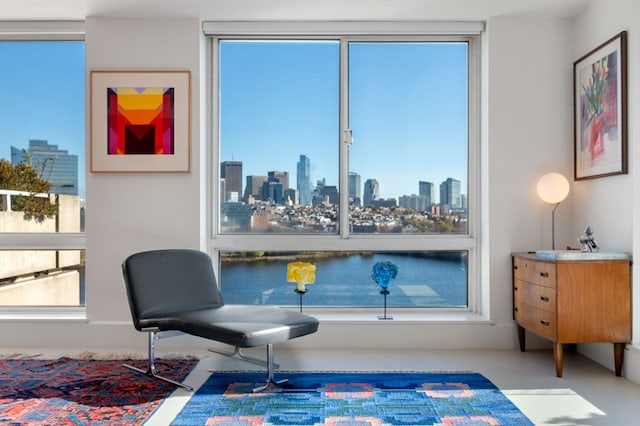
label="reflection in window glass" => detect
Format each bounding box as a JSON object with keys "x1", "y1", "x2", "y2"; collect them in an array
[
  {"x1": 348, "y1": 42, "x2": 468, "y2": 234},
  {"x1": 218, "y1": 40, "x2": 340, "y2": 234},
  {"x1": 0, "y1": 40, "x2": 85, "y2": 309},
  {"x1": 0, "y1": 250, "x2": 85, "y2": 306},
  {"x1": 0, "y1": 41, "x2": 85, "y2": 220},
  {"x1": 219, "y1": 251, "x2": 468, "y2": 308}
]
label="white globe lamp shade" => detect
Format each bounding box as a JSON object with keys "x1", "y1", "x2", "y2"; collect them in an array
[{"x1": 536, "y1": 172, "x2": 570, "y2": 204}]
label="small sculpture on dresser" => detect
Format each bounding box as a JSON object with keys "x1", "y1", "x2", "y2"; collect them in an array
[{"x1": 578, "y1": 226, "x2": 599, "y2": 252}]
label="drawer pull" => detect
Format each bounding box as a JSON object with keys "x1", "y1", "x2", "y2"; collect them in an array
[
  {"x1": 514, "y1": 265, "x2": 518, "y2": 270},
  {"x1": 540, "y1": 295, "x2": 549, "y2": 302},
  {"x1": 514, "y1": 286, "x2": 518, "y2": 291},
  {"x1": 514, "y1": 307, "x2": 518, "y2": 312},
  {"x1": 540, "y1": 320, "x2": 550, "y2": 326},
  {"x1": 540, "y1": 272, "x2": 549, "y2": 278}
]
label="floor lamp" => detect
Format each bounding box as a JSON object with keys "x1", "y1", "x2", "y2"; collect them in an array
[{"x1": 536, "y1": 172, "x2": 570, "y2": 250}]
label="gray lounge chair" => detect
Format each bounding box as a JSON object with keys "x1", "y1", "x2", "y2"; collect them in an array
[{"x1": 121, "y1": 249, "x2": 319, "y2": 392}]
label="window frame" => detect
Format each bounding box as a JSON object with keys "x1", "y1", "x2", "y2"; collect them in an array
[
  {"x1": 206, "y1": 21, "x2": 482, "y2": 315},
  {"x1": 0, "y1": 22, "x2": 86, "y2": 320}
]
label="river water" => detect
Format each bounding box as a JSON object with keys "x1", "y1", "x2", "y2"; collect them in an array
[{"x1": 220, "y1": 252, "x2": 468, "y2": 308}]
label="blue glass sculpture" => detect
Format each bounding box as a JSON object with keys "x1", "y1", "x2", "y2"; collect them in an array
[{"x1": 372, "y1": 260, "x2": 398, "y2": 319}]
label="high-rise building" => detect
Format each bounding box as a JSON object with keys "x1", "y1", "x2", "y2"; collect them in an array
[
  {"x1": 220, "y1": 161, "x2": 242, "y2": 202},
  {"x1": 261, "y1": 181, "x2": 283, "y2": 204},
  {"x1": 439, "y1": 177, "x2": 461, "y2": 209},
  {"x1": 220, "y1": 202, "x2": 252, "y2": 231},
  {"x1": 349, "y1": 172, "x2": 361, "y2": 206},
  {"x1": 11, "y1": 139, "x2": 78, "y2": 196},
  {"x1": 419, "y1": 181, "x2": 434, "y2": 207},
  {"x1": 297, "y1": 155, "x2": 312, "y2": 206},
  {"x1": 219, "y1": 178, "x2": 226, "y2": 203},
  {"x1": 363, "y1": 179, "x2": 379, "y2": 207},
  {"x1": 268, "y1": 171, "x2": 289, "y2": 191},
  {"x1": 311, "y1": 178, "x2": 326, "y2": 206},
  {"x1": 244, "y1": 175, "x2": 268, "y2": 201},
  {"x1": 266, "y1": 171, "x2": 288, "y2": 203},
  {"x1": 319, "y1": 185, "x2": 339, "y2": 205},
  {"x1": 399, "y1": 194, "x2": 429, "y2": 211}
]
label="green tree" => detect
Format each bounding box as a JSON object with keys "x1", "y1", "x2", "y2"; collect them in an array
[{"x1": 0, "y1": 152, "x2": 56, "y2": 222}]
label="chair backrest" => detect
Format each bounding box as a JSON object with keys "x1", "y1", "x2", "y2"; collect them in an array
[{"x1": 122, "y1": 249, "x2": 224, "y2": 329}]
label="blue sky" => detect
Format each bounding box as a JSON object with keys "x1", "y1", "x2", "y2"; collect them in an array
[
  {"x1": 220, "y1": 40, "x2": 468, "y2": 200},
  {"x1": 0, "y1": 41, "x2": 86, "y2": 196},
  {"x1": 0, "y1": 39, "x2": 468, "y2": 202}
]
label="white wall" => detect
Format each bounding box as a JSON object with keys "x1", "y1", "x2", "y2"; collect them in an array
[
  {"x1": 484, "y1": 14, "x2": 575, "y2": 352},
  {"x1": 571, "y1": 0, "x2": 640, "y2": 382},
  {"x1": 3, "y1": 5, "x2": 638, "y2": 383},
  {"x1": 85, "y1": 18, "x2": 204, "y2": 323}
]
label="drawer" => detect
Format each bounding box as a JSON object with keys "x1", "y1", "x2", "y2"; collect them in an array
[
  {"x1": 513, "y1": 257, "x2": 556, "y2": 288},
  {"x1": 513, "y1": 296, "x2": 524, "y2": 322},
  {"x1": 517, "y1": 280, "x2": 556, "y2": 313},
  {"x1": 516, "y1": 303, "x2": 557, "y2": 340}
]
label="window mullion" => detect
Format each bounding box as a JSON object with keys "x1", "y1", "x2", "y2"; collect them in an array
[{"x1": 339, "y1": 37, "x2": 350, "y2": 239}]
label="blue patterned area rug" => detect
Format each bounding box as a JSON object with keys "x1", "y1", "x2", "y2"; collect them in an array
[{"x1": 172, "y1": 371, "x2": 533, "y2": 425}]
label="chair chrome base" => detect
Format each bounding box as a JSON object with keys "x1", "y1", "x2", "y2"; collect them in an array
[
  {"x1": 123, "y1": 330, "x2": 193, "y2": 392},
  {"x1": 251, "y1": 343, "x2": 287, "y2": 393},
  {"x1": 208, "y1": 346, "x2": 280, "y2": 369},
  {"x1": 208, "y1": 343, "x2": 286, "y2": 393}
]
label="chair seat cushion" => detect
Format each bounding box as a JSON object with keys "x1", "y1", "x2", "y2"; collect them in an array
[{"x1": 144, "y1": 305, "x2": 319, "y2": 348}]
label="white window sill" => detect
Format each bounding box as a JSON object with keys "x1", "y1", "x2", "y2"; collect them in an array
[
  {"x1": 298, "y1": 310, "x2": 493, "y2": 325},
  {"x1": 0, "y1": 307, "x2": 87, "y2": 321}
]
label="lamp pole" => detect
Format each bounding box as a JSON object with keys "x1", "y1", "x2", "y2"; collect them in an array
[{"x1": 552, "y1": 202, "x2": 560, "y2": 250}]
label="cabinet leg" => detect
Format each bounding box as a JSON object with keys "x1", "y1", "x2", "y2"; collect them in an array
[
  {"x1": 614, "y1": 343, "x2": 625, "y2": 377},
  {"x1": 553, "y1": 342, "x2": 563, "y2": 377},
  {"x1": 517, "y1": 325, "x2": 525, "y2": 352}
]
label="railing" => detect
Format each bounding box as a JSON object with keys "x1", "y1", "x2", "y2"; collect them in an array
[
  {"x1": 1, "y1": 189, "x2": 83, "y2": 305},
  {"x1": 0, "y1": 189, "x2": 49, "y2": 212}
]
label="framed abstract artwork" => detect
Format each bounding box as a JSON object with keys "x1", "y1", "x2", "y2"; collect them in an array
[
  {"x1": 90, "y1": 70, "x2": 191, "y2": 172},
  {"x1": 573, "y1": 31, "x2": 627, "y2": 180}
]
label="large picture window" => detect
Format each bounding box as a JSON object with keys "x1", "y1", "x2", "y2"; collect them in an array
[
  {"x1": 208, "y1": 22, "x2": 480, "y2": 311},
  {"x1": 0, "y1": 33, "x2": 85, "y2": 312},
  {"x1": 218, "y1": 40, "x2": 340, "y2": 233}
]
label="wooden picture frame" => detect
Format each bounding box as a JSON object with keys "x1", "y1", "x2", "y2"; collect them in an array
[
  {"x1": 574, "y1": 31, "x2": 627, "y2": 180},
  {"x1": 90, "y1": 70, "x2": 191, "y2": 173}
]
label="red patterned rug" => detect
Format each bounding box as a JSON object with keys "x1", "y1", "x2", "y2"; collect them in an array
[{"x1": 0, "y1": 357, "x2": 197, "y2": 425}]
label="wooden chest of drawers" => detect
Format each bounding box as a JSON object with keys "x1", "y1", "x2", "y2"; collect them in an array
[{"x1": 512, "y1": 252, "x2": 631, "y2": 377}]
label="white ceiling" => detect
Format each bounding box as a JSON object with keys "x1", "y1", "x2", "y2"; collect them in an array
[{"x1": 0, "y1": 0, "x2": 592, "y2": 22}]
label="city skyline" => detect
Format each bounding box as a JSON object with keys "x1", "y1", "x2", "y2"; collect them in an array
[{"x1": 222, "y1": 156, "x2": 464, "y2": 206}]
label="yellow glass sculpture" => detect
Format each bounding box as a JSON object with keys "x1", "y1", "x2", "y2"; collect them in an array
[{"x1": 287, "y1": 262, "x2": 316, "y2": 293}]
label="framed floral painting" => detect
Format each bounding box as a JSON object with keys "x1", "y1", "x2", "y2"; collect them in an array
[
  {"x1": 574, "y1": 31, "x2": 627, "y2": 180},
  {"x1": 90, "y1": 70, "x2": 191, "y2": 172}
]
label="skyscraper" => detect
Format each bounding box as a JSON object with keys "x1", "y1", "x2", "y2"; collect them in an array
[
  {"x1": 297, "y1": 155, "x2": 312, "y2": 206},
  {"x1": 349, "y1": 172, "x2": 361, "y2": 206},
  {"x1": 261, "y1": 181, "x2": 283, "y2": 204},
  {"x1": 419, "y1": 181, "x2": 434, "y2": 207},
  {"x1": 399, "y1": 194, "x2": 429, "y2": 211},
  {"x1": 439, "y1": 177, "x2": 461, "y2": 209},
  {"x1": 268, "y1": 171, "x2": 289, "y2": 191},
  {"x1": 221, "y1": 161, "x2": 242, "y2": 202},
  {"x1": 260, "y1": 171, "x2": 289, "y2": 204},
  {"x1": 363, "y1": 179, "x2": 379, "y2": 207},
  {"x1": 11, "y1": 139, "x2": 78, "y2": 196},
  {"x1": 244, "y1": 175, "x2": 268, "y2": 201}
]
